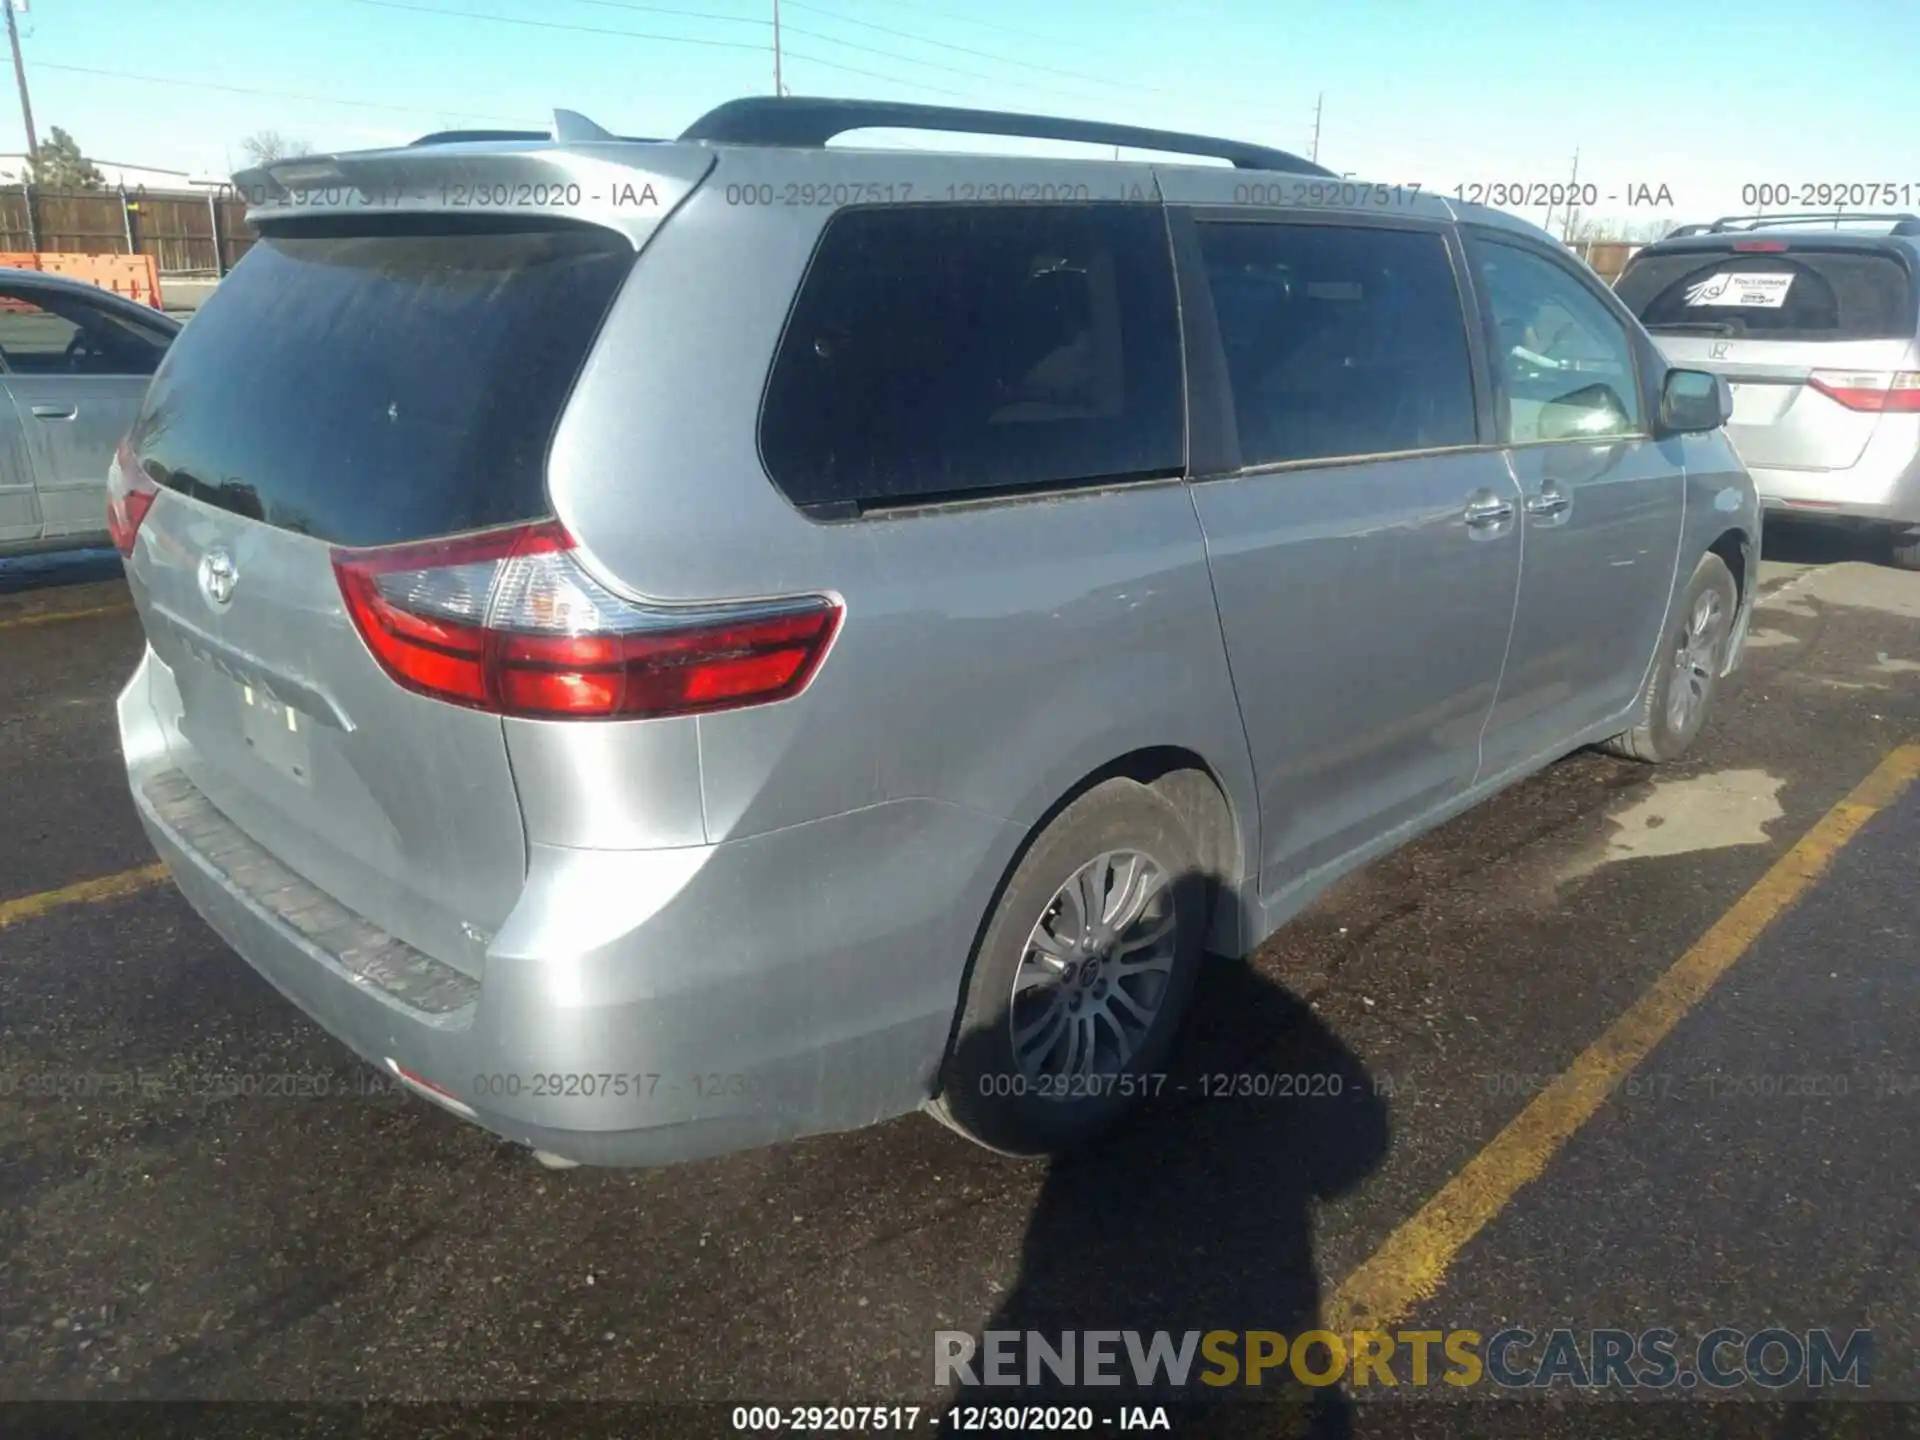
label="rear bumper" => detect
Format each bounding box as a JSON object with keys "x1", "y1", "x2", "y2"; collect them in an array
[
  {"x1": 1748, "y1": 442, "x2": 1920, "y2": 528},
  {"x1": 121, "y1": 655, "x2": 1022, "y2": 1168}
]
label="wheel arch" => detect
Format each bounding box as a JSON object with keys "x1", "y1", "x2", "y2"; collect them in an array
[
  {"x1": 1707, "y1": 525, "x2": 1750, "y2": 605},
  {"x1": 929, "y1": 745, "x2": 1253, "y2": 1103}
]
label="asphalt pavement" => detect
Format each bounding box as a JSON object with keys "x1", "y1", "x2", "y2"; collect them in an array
[{"x1": 1, "y1": 522, "x2": 1916, "y2": 1439}]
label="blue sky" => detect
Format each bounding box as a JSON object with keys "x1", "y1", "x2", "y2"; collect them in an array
[{"x1": 8, "y1": 0, "x2": 1918, "y2": 230}]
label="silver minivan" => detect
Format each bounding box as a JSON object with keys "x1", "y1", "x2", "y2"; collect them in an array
[
  {"x1": 1616, "y1": 214, "x2": 1920, "y2": 567},
  {"x1": 113, "y1": 98, "x2": 1759, "y2": 1167}
]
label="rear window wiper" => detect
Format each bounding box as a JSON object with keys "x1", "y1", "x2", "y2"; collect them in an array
[{"x1": 1645, "y1": 320, "x2": 1741, "y2": 336}]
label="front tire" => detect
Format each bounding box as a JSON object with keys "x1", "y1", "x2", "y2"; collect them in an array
[
  {"x1": 1600, "y1": 552, "x2": 1737, "y2": 764},
  {"x1": 929, "y1": 779, "x2": 1205, "y2": 1157},
  {"x1": 1887, "y1": 525, "x2": 1920, "y2": 571}
]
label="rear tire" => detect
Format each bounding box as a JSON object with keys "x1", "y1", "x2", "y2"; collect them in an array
[
  {"x1": 1888, "y1": 525, "x2": 1920, "y2": 571},
  {"x1": 1600, "y1": 552, "x2": 1737, "y2": 764},
  {"x1": 929, "y1": 779, "x2": 1205, "y2": 1157}
]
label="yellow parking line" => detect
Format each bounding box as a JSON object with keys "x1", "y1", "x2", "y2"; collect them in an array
[
  {"x1": 1323, "y1": 740, "x2": 1920, "y2": 1335},
  {"x1": 0, "y1": 863, "x2": 169, "y2": 931},
  {"x1": 0, "y1": 602, "x2": 133, "y2": 632}
]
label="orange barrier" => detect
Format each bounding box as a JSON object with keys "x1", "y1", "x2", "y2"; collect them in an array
[{"x1": 0, "y1": 251, "x2": 165, "y2": 309}]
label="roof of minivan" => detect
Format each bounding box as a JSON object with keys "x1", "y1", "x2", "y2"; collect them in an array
[
  {"x1": 235, "y1": 95, "x2": 1566, "y2": 250},
  {"x1": 1638, "y1": 223, "x2": 1920, "y2": 261}
]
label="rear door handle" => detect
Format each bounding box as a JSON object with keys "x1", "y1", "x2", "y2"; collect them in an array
[
  {"x1": 29, "y1": 404, "x2": 76, "y2": 420},
  {"x1": 1463, "y1": 493, "x2": 1515, "y2": 528},
  {"x1": 1526, "y1": 485, "x2": 1572, "y2": 519}
]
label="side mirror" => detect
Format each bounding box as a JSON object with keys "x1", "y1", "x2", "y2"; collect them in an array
[{"x1": 1659, "y1": 368, "x2": 1732, "y2": 434}]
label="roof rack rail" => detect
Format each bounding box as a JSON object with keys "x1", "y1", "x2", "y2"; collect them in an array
[
  {"x1": 678, "y1": 96, "x2": 1336, "y2": 175},
  {"x1": 1696, "y1": 211, "x2": 1920, "y2": 235}
]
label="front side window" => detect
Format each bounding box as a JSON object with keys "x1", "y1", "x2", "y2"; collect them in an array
[
  {"x1": 1194, "y1": 220, "x2": 1479, "y2": 468},
  {"x1": 759, "y1": 204, "x2": 1184, "y2": 512},
  {"x1": 1470, "y1": 238, "x2": 1642, "y2": 445},
  {"x1": 0, "y1": 287, "x2": 171, "y2": 377}
]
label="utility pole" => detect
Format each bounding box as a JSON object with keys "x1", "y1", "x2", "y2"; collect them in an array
[
  {"x1": 1544, "y1": 145, "x2": 1578, "y2": 241},
  {"x1": 5, "y1": 0, "x2": 37, "y2": 167},
  {"x1": 1562, "y1": 146, "x2": 1581, "y2": 243},
  {"x1": 1309, "y1": 92, "x2": 1322, "y2": 164},
  {"x1": 772, "y1": 0, "x2": 785, "y2": 97}
]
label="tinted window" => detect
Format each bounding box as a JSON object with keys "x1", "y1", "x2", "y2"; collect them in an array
[
  {"x1": 131, "y1": 219, "x2": 635, "y2": 547},
  {"x1": 1471, "y1": 238, "x2": 1642, "y2": 445},
  {"x1": 1194, "y1": 222, "x2": 1478, "y2": 467},
  {"x1": 0, "y1": 287, "x2": 171, "y2": 376},
  {"x1": 759, "y1": 205, "x2": 1183, "y2": 511},
  {"x1": 1616, "y1": 247, "x2": 1914, "y2": 341}
]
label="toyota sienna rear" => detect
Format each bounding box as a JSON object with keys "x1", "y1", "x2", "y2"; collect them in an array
[{"x1": 116, "y1": 98, "x2": 1758, "y2": 1169}]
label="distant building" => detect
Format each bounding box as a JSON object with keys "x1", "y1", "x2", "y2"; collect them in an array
[{"x1": 0, "y1": 155, "x2": 227, "y2": 192}]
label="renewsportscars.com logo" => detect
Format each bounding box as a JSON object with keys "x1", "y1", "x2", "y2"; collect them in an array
[{"x1": 935, "y1": 1327, "x2": 1872, "y2": 1391}]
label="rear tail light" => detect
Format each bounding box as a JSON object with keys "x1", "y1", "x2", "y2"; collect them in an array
[
  {"x1": 1808, "y1": 370, "x2": 1920, "y2": 413},
  {"x1": 106, "y1": 437, "x2": 157, "y2": 557},
  {"x1": 332, "y1": 521, "x2": 842, "y2": 720}
]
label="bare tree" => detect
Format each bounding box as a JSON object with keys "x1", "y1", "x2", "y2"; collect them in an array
[
  {"x1": 238, "y1": 130, "x2": 313, "y2": 167},
  {"x1": 1570, "y1": 216, "x2": 1680, "y2": 245}
]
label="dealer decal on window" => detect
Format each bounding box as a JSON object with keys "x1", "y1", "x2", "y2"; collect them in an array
[{"x1": 1684, "y1": 272, "x2": 1795, "y2": 308}]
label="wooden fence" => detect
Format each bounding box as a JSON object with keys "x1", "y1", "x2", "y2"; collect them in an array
[{"x1": 0, "y1": 185, "x2": 256, "y2": 277}]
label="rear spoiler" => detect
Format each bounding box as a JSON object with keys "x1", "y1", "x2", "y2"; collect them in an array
[{"x1": 229, "y1": 109, "x2": 711, "y2": 241}]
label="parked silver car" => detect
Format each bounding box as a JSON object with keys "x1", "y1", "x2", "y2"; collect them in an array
[
  {"x1": 0, "y1": 268, "x2": 179, "y2": 557},
  {"x1": 113, "y1": 98, "x2": 1758, "y2": 1168},
  {"x1": 1616, "y1": 214, "x2": 1920, "y2": 567}
]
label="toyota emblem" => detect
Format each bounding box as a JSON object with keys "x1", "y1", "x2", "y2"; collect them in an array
[{"x1": 198, "y1": 548, "x2": 238, "y2": 609}]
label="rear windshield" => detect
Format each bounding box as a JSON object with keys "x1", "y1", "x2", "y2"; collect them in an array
[
  {"x1": 1615, "y1": 246, "x2": 1914, "y2": 341},
  {"x1": 132, "y1": 219, "x2": 635, "y2": 547}
]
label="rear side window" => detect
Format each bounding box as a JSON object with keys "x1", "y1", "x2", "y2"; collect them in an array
[
  {"x1": 1193, "y1": 221, "x2": 1479, "y2": 467},
  {"x1": 132, "y1": 219, "x2": 635, "y2": 547},
  {"x1": 1617, "y1": 248, "x2": 1915, "y2": 341},
  {"x1": 759, "y1": 204, "x2": 1183, "y2": 512}
]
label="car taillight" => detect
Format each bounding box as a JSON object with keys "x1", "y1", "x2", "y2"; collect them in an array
[
  {"x1": 106, "y1": 437, "x2": 157, "y2": 557},
  {"x1": 331, "y1": 521, "x2": 842, "y2": 720},
  {"x1": 1808, "y1": 370, "x2": 1920, "y2": 413}
]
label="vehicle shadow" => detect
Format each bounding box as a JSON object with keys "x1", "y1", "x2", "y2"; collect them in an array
[
  {"x1": 1759, "y1": 516, "x2": 1901, "y2": 569},
  {"x1": 938, "y1": 935, "x2": 1392, "y2": 1439}
]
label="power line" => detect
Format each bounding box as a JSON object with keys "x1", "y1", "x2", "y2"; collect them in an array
[
  {"x1": 352, "y1": 0, "x2": 772, "y2": 54},
  {"x1": 837, "y1": 0, "x2": 1086, "y2": 51},
  {"x1": 351, "y1": 0, "x2": 975, "y2": 99},
  {"x1": 567, "y1": 0, "x2": 1119, "y2": 102},
  {"x1": 780, "y1": 0, "x2": 1176, "y2": 96},
  {"x1": 30, "y1": 60, "x2": 529, "y2": 125}
]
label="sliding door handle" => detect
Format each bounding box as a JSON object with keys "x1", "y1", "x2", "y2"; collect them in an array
[{"x1": 1463, "y1": 493, "x2": 1515, "y2": 528}]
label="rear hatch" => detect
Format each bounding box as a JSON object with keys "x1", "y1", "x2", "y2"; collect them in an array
[
  {"x1": 1616, "y1": 239, "x2": 1920, "y2": 471},
  {"x1": 123, "y1": 186, "x2": 661, "y2": 976}
]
